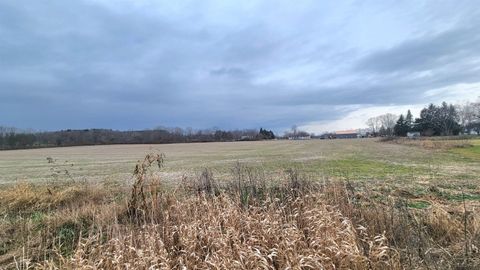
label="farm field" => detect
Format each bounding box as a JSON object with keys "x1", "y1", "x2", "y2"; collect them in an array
[
  {"x1": 4, "y1": 1, "x2": 480, "y2": 269},
  {"x1": 1, "y1": 138, "x2": 479, "y2": 269},
  {"x1": 1, "y1": 138, "x2": 479, "y2": 184}
]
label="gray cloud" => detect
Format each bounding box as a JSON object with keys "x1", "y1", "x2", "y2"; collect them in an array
[
  {"x1": 210, "y1": 67, "x2": 250, "y2": 78},
  {"x1": 355, "y1": 25, "x2": 480, "y2": 74},
  {"x1": 1, "y1": 0, "x2": 480, "y2": 132}
]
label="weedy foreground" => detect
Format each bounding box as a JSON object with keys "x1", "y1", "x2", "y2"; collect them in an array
[{"x1": 0, "y1": 150, "x2": 479, "y2": 269}]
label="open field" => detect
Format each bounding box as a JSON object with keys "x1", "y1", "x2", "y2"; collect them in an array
[
  {"x1": 1, "y1": 139, "x2": 479, "y2": 204},
  {"x1": 1, "y1": 138, "x2": 479, "y2": 269},
  {"x1": 1, "y1": 138, "x2": 479, "y2": 183}
]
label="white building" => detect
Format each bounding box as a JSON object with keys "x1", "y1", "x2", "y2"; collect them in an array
[{"x1": 407, "y1": 132, "x2": 420, "y2": 139}]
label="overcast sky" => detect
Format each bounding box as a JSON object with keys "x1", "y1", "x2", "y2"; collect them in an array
[{"x1": 1, "y1": 0, "x2": 479, "y2": 133}]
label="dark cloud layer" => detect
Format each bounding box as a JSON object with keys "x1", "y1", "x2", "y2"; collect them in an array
[{"x1": 1, "y1": 0, "x2": 479, "y2": 132}]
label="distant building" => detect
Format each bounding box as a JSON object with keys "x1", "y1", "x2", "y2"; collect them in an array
[
  {"x1": 467, "y1": 129, "x2": 479, "y2": 135},
  {"x1": 240, "y1": 135, "x2": 254, "y2": 141},
  {"x1": 407, "y1": 132, "x2": 421, "y2": 139},
  {"x1": 319, "y1": 133, "x2": 333, "y2": 139},
  {"x1": 288, "y1": 135, "x2": 311, "y2": 140},
  {"x1": 334, "y1": 130, "x2": 358, "y2": 139},
  {"x1": 356, "y1": 129, "x2": 370, "y2": 138}
]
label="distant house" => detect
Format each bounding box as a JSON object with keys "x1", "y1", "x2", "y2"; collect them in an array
[
  {"x1": 334, "y1": 130, "x2": 358, "y2": 139},
  {"x1": 407, "y1": 132, "x2": 421, "y2": 139}
]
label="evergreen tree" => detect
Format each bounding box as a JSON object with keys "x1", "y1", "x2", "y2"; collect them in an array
[
  {"x1": 405, "y1": 110, "x2": 413, "y2": 131},
  {"x1": 258, "y1": 128, "x2": 275, "y2": 140},
  {"x1": 439, "y1": 102, "x2": 461, "y2": 135},
  {"x1": 394, "y1": 114, "x2": 409, "y2": 136},
  {"x1": 415, "y1": 102, "x2": 461, "y2": 136},
  {"x1": 416, "y1": 104, "x2": 439, "y2": 135}
]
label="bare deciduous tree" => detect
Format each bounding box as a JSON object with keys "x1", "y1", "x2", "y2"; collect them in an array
[
  {"x1": 378, "y1": 113, "x2": 398, "y2": 136},
  {"x1": 291, "y1": 125, "x2": 298, "y2": 137},
  {"x1": 456, "y1": 102, "x2": 476, "y2": 132},
  {"x1": 366, "y1": 117, "x2": 381, "y2": 135},
  {"x1": 367, "y1": 114, "x2": 398, "y2": 136}
]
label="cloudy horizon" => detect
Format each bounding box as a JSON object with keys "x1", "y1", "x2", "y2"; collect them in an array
[{"x1": 1, "y1": 0, "x2": 479, "y2": 134}]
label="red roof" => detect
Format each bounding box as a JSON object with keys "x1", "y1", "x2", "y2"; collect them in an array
[{"x1": 335, "y1": 129, "x2": 357, "y2": 135}]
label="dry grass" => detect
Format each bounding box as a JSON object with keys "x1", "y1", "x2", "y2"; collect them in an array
[
  {"x1": 384, "y1": 137, "x2": 474, "y2": 150},
  {"x1": 0, "y1": 183, "x2": 108, "y2": 215},
  {"x1": 1, "y1": 153, "x2": 479, "y2": 269},
  {"x1": 0, "y1": 139, "x2": 442, "y2": 184},
  {"x1": 49, "y1": 194, "x2": 398, "y2": 269},
  {"x1": 0, "y1": 185, "x2": 119, "y2": 267}
]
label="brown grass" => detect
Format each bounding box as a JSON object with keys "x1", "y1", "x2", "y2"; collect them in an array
[
  {"x1": 1, "y1": 153, "x2": 479, "y2": 269},
  {"x1": 49, "y1": 194, "x2": 398, "y2": 269},
  {"x1": 384, "y1": 137, "x2": 474, "y2": 150}
]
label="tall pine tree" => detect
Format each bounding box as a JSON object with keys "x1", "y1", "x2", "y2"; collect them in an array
[
  {"x1": 405, "y1": 110, "x2": 413, "y2": 131},
  {"x1": 394, "y1": 114, "x2": 409, "y2": 136}
]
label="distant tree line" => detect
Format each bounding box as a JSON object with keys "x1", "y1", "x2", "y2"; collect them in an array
[
  {"x1": 366, "y1": 113, "x2": 398, "y2": 136},
  {"x1": 283, "y1": 125, "x2": 311, "y2": 138},
  {"x1": 259, "y1": 128, "x2": 275, "y2": 140},
  {"x1": 366, "y1": 99, "x2": 480, "y2": 137},
  {"x1": 394, "y1": 101, "x2": 480, "y2": 136},
  {"x1": 0, "y1": 127, "x2": 276, "y2": 150}
]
